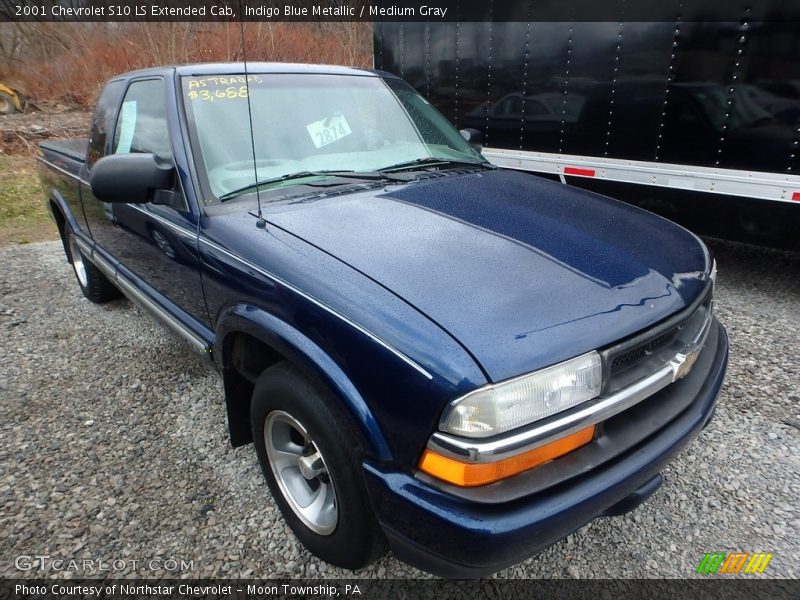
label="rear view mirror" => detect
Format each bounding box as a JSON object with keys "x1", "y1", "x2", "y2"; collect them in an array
[
  {"x1": 460, "y1": 128, "x2": 484, "y2": 152},
  {"x1": 90, "y1": 153, "x2": 174, "y2": 204}
]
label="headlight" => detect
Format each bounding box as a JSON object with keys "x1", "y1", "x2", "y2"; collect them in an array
[{"x1": 440, "y1": 351, "x2": 602, "y2": 438}]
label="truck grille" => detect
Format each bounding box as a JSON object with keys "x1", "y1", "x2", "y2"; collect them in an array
[
  {"x1": 601, "y1": 284, "x2": 713, "y2": 395},
  {"x1": 610, "y1": 328, "x2": 679, "y2": 376}
]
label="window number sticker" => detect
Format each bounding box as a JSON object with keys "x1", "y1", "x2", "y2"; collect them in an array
[
  {"x1": 306, "y1": 113, "x2": 352, "y2": 149},
  {"x1": 115, "y1": 100, "x2": 137, "y2": 154}
]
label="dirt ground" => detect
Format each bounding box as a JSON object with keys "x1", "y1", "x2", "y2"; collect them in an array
[
  {"x1": 0, "y1": 107, "x2": 92, "y2": 155},
  {"x1": 0, "y1": 106, "x2": 90, "y2": 245}
]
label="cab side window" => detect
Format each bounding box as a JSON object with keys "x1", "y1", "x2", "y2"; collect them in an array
[
  {"x1": 86, "y1": 80, "x2": 125, "y2": 170},
  {"x1": 113, "y1": 79, "x2": 172, "y2": 160}
]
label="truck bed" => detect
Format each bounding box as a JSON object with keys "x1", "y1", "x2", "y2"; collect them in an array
[
  {"x1": 39, "y1": 138, "x2": 87, "y2": 183},
  {"x1": 40, "y1": 139, "x2": 88, "y2": 163}
]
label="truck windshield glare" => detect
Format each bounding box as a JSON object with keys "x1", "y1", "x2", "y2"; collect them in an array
[{"x1": 181, "y1": 73, "x2": 485, "y2": 201}]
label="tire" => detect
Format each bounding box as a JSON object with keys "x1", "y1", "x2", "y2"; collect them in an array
[
  {"x1": 65, "y1": 228, "x2": 121, "y2": 303},
  {"x1": 251, "y1": 362, "x2": 386, "y2": 570},
  {"x1": 0, "y1": 92, "x2": 16, "y2": 115}
]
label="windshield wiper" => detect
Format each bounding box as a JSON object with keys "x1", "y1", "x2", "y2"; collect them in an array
[
  {"x1": 378, "y1": 157, "x2": 497, "y2": 173},
  {"x1": 219, "y1": 170, "x2": 401, "y2": 202}
]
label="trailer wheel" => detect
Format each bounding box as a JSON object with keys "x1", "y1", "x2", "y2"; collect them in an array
[
  {"x1": 0, "y1": 92, "x2": 17, "y2": 115},
  {"x1": 737, "y1": 206, "x2": 780, "y2": 238}
]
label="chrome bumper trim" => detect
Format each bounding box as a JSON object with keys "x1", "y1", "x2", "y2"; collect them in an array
[{"x1": 429, "y1": 311, "x2": 714, "y2": 463}]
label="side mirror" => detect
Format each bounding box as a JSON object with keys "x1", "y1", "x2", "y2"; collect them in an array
[
  {"x1": 460, "y1": 128, "x2": 484, "y2": 152},
  {"x1": 90, "y1": 153, "x2": 174, "y2": 204}
]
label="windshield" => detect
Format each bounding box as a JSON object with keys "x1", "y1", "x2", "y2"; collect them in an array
[{"x1": 181, "y1": 73, "x2": 486, "y2": 202}]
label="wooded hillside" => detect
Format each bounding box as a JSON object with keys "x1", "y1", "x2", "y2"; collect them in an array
[{"x1": 0, "y1": 22, "x2": 373, "y2": 106}]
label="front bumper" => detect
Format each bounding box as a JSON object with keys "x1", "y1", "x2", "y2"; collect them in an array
[{"x1": 363, "y1": 318, "x2": 728, "y2": 578}]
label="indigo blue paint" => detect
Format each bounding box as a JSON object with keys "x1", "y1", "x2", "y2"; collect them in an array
[
  {"x1": 267, "y1": 171, "x2": 710, "y2": 382},
  {"x1": 38, "y1": 63, "x2": 727, "y2": 577},
  {"x1": 198, "y1": 214, "x2": 485, "y2": 466},
  {"x1": 364, "y1": 323, "x2": 728, "y2": 577},
  {"x1": 214, "y1": 303, "x2": 393, "y2": 461}
]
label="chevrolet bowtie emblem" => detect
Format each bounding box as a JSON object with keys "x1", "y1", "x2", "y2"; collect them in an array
[{"x1": 670, "y1": 348, "x2": 701, "y2": 381}]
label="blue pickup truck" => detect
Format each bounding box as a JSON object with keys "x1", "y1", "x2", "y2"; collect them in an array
[{"x1": 37, "y1": 63, "x2": 728, "y2": 577}]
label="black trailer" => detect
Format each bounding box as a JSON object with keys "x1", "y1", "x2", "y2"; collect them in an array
[{"x1": 374, "y1": 10, "x2": 800, "y2": 245}]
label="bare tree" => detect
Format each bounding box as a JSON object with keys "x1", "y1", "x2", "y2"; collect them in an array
[{"x1": 5, "y1": 21, "x2": 373, "y2": 105}]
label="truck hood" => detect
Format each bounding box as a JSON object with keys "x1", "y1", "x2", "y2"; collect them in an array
[{"x1": 266, "y1": 169, "x2": 710, "y2": 382}]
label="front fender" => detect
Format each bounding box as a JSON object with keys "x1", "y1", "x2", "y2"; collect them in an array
[{"x1": 214, "y1": 303, "x2": 392, "y2": 462}]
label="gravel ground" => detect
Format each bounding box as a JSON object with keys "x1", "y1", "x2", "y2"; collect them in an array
[{"x1": 0, "y1": 238, "x2": 797, "y2": 579}]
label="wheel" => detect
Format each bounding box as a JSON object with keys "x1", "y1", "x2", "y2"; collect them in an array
[
  {"x1": 0, "y1": 92, "x2": 16, "y2": 115},
  {"x1": 737, "y1": 206, "x2": 780, "y2": 238},
  {"x1": 65, "y1": 229, "x2": 121, "y2": 303},
  {"x1": 251, "y1": 362, "x2": 386, "y2": 570}
]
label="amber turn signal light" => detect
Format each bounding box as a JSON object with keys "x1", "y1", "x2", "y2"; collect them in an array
[{"x1": 419, "y1": 425, "x2": 596, "y2": 487}]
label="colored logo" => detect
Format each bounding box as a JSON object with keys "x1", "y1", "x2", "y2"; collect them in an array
[{"x1": 696, "y1": 552, "x2": 773, "y2": 574}]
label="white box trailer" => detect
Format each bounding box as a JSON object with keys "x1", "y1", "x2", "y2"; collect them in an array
[{"x1": 374, "y1": 9, "x2": 800, "y2": 245}]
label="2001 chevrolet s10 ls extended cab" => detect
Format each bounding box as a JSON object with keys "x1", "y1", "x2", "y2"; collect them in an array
[{"x1": 37, "y1": 63, "x2": 728, "y2": 577}]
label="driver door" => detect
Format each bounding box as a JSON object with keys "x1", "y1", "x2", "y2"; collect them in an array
[{"x1": 80, "y1": 76, "x2": 209, "y2": 329}]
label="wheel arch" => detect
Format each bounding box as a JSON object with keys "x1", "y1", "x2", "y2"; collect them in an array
[
  {"x1": 214, "y1": 304, "x2": 393, "y2": 462},
  {"x1": 47, "y1": 190, "x2": 80, "y2": 260}
]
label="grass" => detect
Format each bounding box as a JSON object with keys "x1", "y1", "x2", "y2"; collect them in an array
[{"x1": 0, "y1": 155, "x2": 57, "y2": 245}]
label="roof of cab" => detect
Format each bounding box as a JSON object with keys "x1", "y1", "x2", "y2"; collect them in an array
[{"x1": 114, "y1": 62, "x2": 395, "y2": 80}]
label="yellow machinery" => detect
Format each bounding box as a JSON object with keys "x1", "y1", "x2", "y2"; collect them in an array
[{"x1": 0, "y1": 83, "x2": 24, "y2": 114}]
